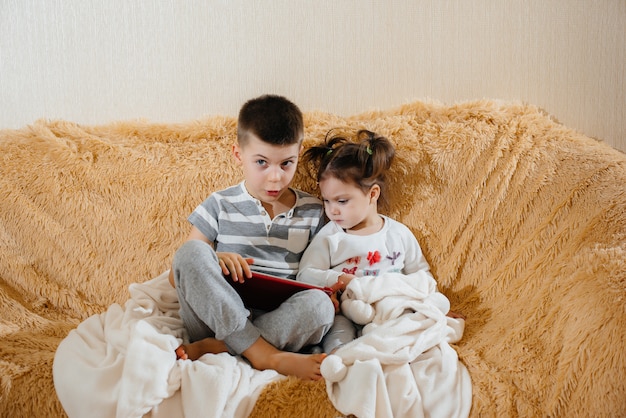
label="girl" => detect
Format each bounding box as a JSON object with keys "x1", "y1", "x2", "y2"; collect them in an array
[{"x1": 298, "y1": 130, "x2": 462, "y2": 353}]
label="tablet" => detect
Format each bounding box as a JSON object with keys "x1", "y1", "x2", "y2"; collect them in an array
[{"x1": 228, "y1": 271, "x2": 333, "y2": 312}]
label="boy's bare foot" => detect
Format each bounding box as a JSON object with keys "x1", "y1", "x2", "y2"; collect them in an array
[
  {"x1": 175, "y1": 337, "x2": 228, "y2": 361},
  {"x1": 270, "y1": 351, "x2": 327, "y2": 381},
  {"x1": 176, "y1": 336, "x2": 326, "y2": 380},
  {"x1": 242, "y1": 337, "x2": 326, "y2": 381}
]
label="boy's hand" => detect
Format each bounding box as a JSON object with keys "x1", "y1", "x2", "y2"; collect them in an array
[{"x1": 217, "y1": 252, "x2": 253, "y2": 283}]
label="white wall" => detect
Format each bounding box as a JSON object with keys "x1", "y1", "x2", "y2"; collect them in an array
[{"x1": 1, "y1": 0, "x2": 624, "y2": 151}]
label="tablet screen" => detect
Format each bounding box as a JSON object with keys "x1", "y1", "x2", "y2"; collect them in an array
[{"x1": 228, "y1": 271, "x2": 333, "y2": 311}]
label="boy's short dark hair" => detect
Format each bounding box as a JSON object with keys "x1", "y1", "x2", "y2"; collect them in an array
[{"x1": 237, "y1": 94, "x2": 304, "y2": 146}]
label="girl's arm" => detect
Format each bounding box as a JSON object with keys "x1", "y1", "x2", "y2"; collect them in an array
[
  {"x1": 297, "y1": 234, "x2": 342, "y2": 288},
  {"x1": 400, "y1": 225, "x2": 431, "y2": 274},
  {"x1": 398, "y1": 224, "x2": 466, "y2": 319}
]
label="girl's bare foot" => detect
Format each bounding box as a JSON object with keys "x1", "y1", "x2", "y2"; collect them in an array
[
  {"x1": 447, "y1": 310, "x2": 466, "y2": 320},
  {"x1": 175, "y1": 337, "x2": 228, "y2": 361}
]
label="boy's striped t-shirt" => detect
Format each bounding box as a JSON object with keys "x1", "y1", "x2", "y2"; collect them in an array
[{"x1": 188, "y1": 182, "x2": 324, "y2": 279}]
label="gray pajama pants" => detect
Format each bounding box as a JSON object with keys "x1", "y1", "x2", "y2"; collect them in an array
[
  {"x1": 172, "y1": 240, "x2": 335, "y2": 355},
  {"x1": 321, "y1": 314, "x2": 359, "y2": 353}
]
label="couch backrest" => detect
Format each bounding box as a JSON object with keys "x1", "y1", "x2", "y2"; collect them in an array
[{"x1": 2, "y1": 100, "x2": 626, "y2": 413}]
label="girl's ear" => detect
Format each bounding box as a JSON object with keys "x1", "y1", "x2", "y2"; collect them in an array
[{"x1": 369, "y1": 184, "x2": 381, "y2": 202}]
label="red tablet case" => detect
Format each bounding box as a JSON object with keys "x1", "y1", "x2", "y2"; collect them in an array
[{"x1": 228, "y1": 271, "x2": 333, "y2": 312}]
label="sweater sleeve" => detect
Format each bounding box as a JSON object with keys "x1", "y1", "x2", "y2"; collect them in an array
[
  {"x1": 296, "y1": 230, "x2": 342, "y2": 288},
  {"x1": 399, "y1": 223, "x2": 431, "y2": 274}
]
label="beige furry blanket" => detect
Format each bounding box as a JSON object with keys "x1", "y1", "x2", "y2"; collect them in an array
[{"x1": 1, "y1": 100, "x2": 625, "y2": 417}]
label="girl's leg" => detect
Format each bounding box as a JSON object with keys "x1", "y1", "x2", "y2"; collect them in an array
[{"x1": 321, "y1": 314, "x2": 357, "y2": 354}]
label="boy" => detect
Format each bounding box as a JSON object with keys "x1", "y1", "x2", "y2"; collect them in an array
[{"x1": 168, "y1": 94, "x2": 334, "y2": 380}]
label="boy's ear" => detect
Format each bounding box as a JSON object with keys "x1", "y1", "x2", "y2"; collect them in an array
[{"x1": 232, "y1": 143, "x2": 243, "y2": 164}]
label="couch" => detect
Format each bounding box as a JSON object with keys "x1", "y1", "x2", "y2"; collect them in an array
[{"x1": 1, "y1": 100, "x2": 624, "y2": 417}]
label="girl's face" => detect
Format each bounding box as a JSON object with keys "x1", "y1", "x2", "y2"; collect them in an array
[{"x1": 319, "y1": 176, "x2": 381, "y2": 233}]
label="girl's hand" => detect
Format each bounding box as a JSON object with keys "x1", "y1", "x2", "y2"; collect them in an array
[
  {"x1": 336, "y1": 273, "x2": 356, "y2": 291},
  {"x1": 216, "y1": 252, "x2": 253, "y2": 283},
  {"x1": 330, "y1": 281, "x2": 343, "y2": 292}
]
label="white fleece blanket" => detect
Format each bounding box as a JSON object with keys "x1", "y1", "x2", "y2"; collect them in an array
[
  {"x1": 320, "y1": 271, "x2": 472, "y2": 418},
  {"x1": 53, "y1": 271, "x2": 282, "y2": 418}
]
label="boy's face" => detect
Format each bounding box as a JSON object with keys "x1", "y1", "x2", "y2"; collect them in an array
[{"x1": 232, "y1": 134, "x2": 301, "y2": 204}]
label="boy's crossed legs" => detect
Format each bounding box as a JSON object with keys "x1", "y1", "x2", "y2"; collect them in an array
[
  {"x1": 176, "y1": 336, "x2": 327, "y2": 380},
  {"x1": 173, "y1": 240, "x2": 334, "y2": 380}
]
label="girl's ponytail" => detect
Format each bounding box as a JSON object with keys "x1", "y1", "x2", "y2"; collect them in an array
[{"x1": 303, "y1": 129, "x2": 396, "y2": 210}]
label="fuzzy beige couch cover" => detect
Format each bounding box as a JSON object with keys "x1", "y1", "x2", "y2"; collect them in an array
[{"x1": 1, "y1": 100, "x2": 625, "y2": 417}]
